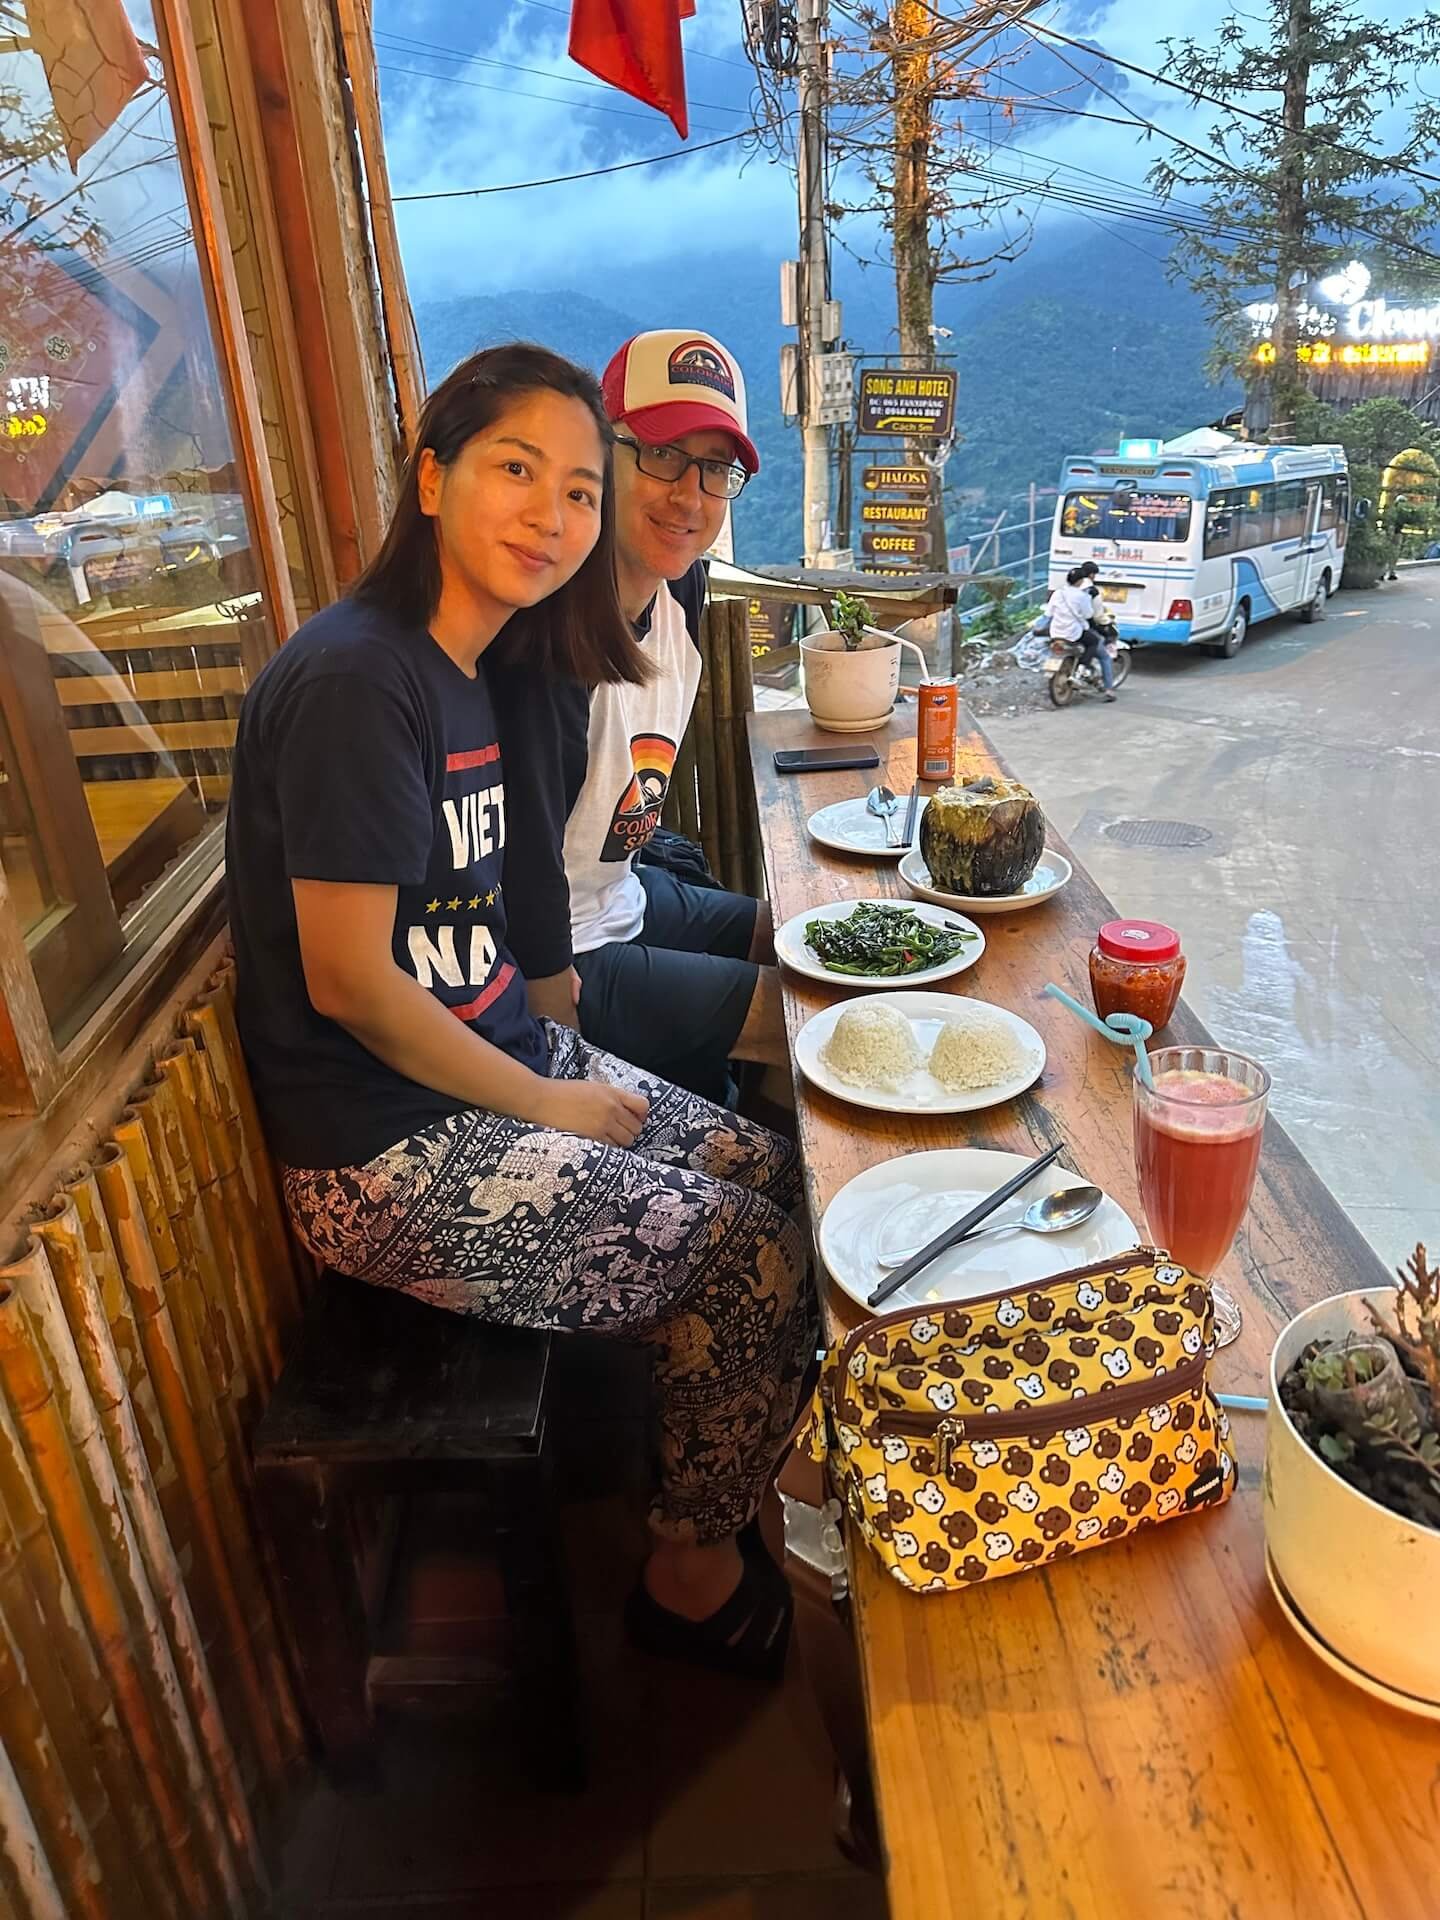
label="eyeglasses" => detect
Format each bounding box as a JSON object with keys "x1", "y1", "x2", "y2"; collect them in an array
[{"x1": 614, "y1": 435, "x2": 750, "y2": 500}]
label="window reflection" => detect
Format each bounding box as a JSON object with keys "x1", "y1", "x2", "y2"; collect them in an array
[{"x1": 1, "y1": 0, "x2": 276, "y2": 1028}]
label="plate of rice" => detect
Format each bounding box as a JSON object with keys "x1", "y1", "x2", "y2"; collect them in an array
[
  {"x1": 794, "y1": 991, "x2": 1045, "y2": 1114},
  {"x1": 820, "y1": 1148, "x2": 1139, "y2": 1310},
  {"x1": 898, "y1": 846, "x2": 1073, "y2": 916}
]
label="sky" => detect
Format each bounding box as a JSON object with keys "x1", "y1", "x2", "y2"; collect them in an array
[{"x1": 370, "y1": 0, "x2": 1425, "y2": 304}]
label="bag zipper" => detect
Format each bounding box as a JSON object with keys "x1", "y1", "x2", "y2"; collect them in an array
[
  {"x1": 834, "y1": 1245, "x2": 1172, "y2": 1406},
  {"x1": 872, "y1": 1352, "x2": 1210, "y2": 1478}
]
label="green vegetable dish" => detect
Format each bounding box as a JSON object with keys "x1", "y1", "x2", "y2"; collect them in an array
[{"x1": 804, "y1": 902, "x2": 976, "y2": 977}]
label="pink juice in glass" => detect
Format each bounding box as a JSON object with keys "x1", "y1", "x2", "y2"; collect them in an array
[{"x1": 1134, "y1": 1070, "x2": 1265, "y2": 1277}]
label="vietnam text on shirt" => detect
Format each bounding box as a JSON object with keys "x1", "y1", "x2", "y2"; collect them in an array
[{"x1": 226, "y1": 596, "x2": 548, "y2": 1171}]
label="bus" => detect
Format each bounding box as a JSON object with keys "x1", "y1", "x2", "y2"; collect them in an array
[{"x1": 1048, "y1": 431, "x2": 1351, "y2": 656}]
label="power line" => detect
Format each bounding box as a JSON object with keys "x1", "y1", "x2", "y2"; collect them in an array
[
  {"x1": 1023, "y1": 18, "x2": 1440, "y2": 195},
  {"x1": 375, "y1": 61, "x2": 734, "y2": 134},
  {"x1": 390, "y1": 127, "x2": 761, "y2": 202},
  {"x1": 1013, "y1": 20, "x2": 1440, "y2": 271},
  {"x1": 372, "y1": 26, "x2": 748, "y2": 115},
  {"x1": 508, "y1": 0, "x2": 755, "y2": 72}
]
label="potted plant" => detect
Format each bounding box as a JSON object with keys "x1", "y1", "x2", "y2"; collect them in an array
[
  {"x1": 1263, "y1": 1244, "x2": 1440, "y2": 1710},
  {"x1": 800, "y1": 590, "x2": 903, "y2": 733}
]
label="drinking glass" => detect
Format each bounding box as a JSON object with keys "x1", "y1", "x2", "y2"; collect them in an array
[{"x1": 1133, "y1": 1046, "x2": 1271, "y2": 1349}]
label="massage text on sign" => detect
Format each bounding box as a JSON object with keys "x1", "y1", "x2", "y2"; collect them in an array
[
  {"x1": 860, "y1": 500, "x2": 929, "y2": 525},
  {"x1": 857, "y1": 369, "x2": 956, "y2": 438},
  {"x1": 862, "y1": 465, "x2": 930, "y2": 493},
  {"x1": 861, "y1": 530, "x2": 931, "y2": 558}
]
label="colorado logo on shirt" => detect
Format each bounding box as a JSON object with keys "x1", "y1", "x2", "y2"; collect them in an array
[{"x1": 602, "y1": 731, "x2": 676, "y2": 862}]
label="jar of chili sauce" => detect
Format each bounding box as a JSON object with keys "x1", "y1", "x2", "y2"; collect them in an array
[{"x1": 1089, "y1": 920, "x2": 1186, "y2": 1031}]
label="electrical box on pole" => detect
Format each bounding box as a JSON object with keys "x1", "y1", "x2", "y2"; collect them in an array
[{"x1": 780, "y1": 260, "x2": 799, "y2": 329}]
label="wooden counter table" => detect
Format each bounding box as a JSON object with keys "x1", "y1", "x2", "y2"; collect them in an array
[{"x1": 749, "y1": 705, "x2": 1438, "y2": 1920}]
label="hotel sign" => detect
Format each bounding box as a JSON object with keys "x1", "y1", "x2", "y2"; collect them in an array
[
  {"x1": 857, "y1": 368, "x2": 956, "y2": 438},
  {"x1": 1246, "y1": 261, "x2": 1439, "y2": 371}
]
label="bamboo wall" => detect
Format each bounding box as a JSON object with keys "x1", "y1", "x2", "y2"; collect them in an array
[
  {"x1": 664, "y1": 597, "x2": 765, "y2": 900},
  {"x1": 0, "y1": 961, "x2": 309, "y2": 1919}
]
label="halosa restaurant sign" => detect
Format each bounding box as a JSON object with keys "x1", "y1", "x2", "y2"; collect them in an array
[{"x1": 1246, "y1": 261, "x2": 1437, "y2": 371}]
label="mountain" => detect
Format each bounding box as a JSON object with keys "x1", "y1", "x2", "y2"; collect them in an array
[{"x1": 413, "y1": 224, "x2": 1240, "y2": 566}]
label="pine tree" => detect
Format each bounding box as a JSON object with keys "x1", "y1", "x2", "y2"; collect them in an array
[{"x1": 1147, "y1": 0, "x2": 1440, "y2": 441}]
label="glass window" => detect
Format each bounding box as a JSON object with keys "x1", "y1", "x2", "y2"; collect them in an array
[
  {"x1": 0, "y1": 0, "x2": 280, "y2": 1036},
  {"x1": 1239, "y1": 485, "x2": 1276, "y2": 547},
  {"x1": 1204, "y1": 489, "x2": 1242, "y2": 558},
  {"x1": 1060, "y1": 491, "x2": 1193, "y2": 543},
  {"x1": 1273, "y1": 480, "x2": 1309, "y2": 542},
  {"x1": 1319, "y1": 477, "x2": 1339, "y2": 531}
]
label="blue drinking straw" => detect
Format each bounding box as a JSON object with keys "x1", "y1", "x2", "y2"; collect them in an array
[
  {"x1": 1042, "y1": 983, "x2": 1155, "y2": 1089},
  {"x1": 1216, "y1": 1393, "x2": 1267, "y2": 1412}
]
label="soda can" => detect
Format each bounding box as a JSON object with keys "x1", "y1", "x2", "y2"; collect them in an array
[{"x1": 917, "y1": 679, "x2": 958, "y2": 781}]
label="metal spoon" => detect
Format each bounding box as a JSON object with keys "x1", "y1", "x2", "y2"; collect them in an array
[
  {"x1": 878, "y1": 1184, "x2": 1105, "y2": 1267},
  {"x1": 866, "y1": 784, "x2": 901, "y2": 847}
]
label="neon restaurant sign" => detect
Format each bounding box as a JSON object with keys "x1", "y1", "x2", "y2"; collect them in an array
[{"x1": 1245, "y1": 262, "x2": 1437, "y2": 372}]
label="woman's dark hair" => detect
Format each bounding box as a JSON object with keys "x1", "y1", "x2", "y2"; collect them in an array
[
  {"x1": 1078, "y1": 560, "x2": 1100, "y2": 579},
  {"x1": 353, "y1": 342, "x2": 648, "y2": 686},
  {"x1": 1066, "y1": 564, "x2": 1090, "y2": 586}
]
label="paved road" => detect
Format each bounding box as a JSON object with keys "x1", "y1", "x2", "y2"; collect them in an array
[{"x1": 983, "y1": 568, "x2": 1440, "y2": 1272}]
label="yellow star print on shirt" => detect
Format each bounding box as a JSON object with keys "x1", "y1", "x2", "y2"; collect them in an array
[
  {"x1": 485, "y1": 889, "x2": 496, "y2": 907},
  {"x1": 426, "y1": 898, "x2": 440, "y2": 913},
  {"x1": 446, "y1": 896, "x2": 462, "y2": 912},
  {"x1": 467, "y1": 896, "x2": 481, "y2": 910}
]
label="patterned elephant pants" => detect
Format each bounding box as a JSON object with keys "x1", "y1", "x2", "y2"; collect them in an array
[{"x1": 282, "y1": 1024, "x2": 815, "y2": 1546}]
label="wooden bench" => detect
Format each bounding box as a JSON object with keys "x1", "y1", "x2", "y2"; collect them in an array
[{"x1": 253, "y1": 1277, "x2": 585, "y2": 1788}]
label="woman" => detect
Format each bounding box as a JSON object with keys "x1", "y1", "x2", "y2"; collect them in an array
[
  {"x1": 1046, "y1": 564, "x2": 1117, "y2": 700},
  {"x1": 226, "y1": 345, "x2": 811, "y2": 1680}
]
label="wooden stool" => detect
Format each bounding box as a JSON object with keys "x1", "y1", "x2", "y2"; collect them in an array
[{"x1": 253, "y1": 1277, "x2": 584, "y2": 1787}]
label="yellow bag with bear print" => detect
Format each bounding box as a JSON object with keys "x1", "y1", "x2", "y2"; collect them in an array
[{"x1": 799, "y1": 1248, "x2": 1235, "y2": 1592}]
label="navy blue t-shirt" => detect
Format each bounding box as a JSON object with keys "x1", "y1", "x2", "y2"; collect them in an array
[{"x1": 226, "y1": 597, "x2": 548, "y2": 1170}]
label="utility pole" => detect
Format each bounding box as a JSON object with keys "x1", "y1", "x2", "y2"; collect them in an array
[
  {"x1": 1269, "y1": 0, "x2": 1312, "y2": 443},
  {"x1": 797, "y1": 0, "x2": 832, "y2": 565},
  {"x1": 890, "y1": 0, "x2": 950, "y2": 570}
]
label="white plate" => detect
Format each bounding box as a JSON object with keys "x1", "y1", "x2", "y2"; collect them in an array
[
  {"x1": 774, "y1": 897, "x2": 984, "y2": 990},
  {"x1": 1266, "y1": 1548, "x2": 1440, "y2": 1721},
  {"x1": 806, "y1": 795, "x2": 928, "y2": 860},
  {"x1": 819, "y1": 1147, "x2": 1139, "y2": 1312},
  {"x1": 899, "y1": 847, "x2": 1073, "y2": 916},
  {"x1": 794, "y1": 991, "x2": 1044, "y2": 1115}
]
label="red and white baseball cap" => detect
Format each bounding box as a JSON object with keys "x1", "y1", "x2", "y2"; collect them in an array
[{"x1": 602, "y1": 329, "x2": 760, "y2": 474}]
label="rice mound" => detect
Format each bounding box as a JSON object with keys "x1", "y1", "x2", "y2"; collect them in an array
[
  {"x1": 928, "y1": 1007, "x2": 1034, "y2": 1090},
  {"x1": 820, "y1": 1002, "x2": 921, "y2": 1089}
]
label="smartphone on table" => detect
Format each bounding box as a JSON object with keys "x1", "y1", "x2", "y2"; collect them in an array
[{"x1": 773, "y1": 746, "x2": 881, "y2": 774}]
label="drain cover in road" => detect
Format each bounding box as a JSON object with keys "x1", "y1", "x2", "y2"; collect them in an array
[{"x1": 1103, "y1": 818, "x2": 1214, "y2": 849}]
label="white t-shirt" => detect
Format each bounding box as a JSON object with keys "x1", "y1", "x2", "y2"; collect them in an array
[
  {"x1": 565, "y1": 570, "x2": 704, "y2": 954},
  {"x1": 1045, "y1": 582, "x2": 1096, "y2": 641}
]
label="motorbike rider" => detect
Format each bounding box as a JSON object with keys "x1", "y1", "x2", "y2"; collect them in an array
[{"x1": 1045, "y1": 564, "x2": 1117, "y2": 701}]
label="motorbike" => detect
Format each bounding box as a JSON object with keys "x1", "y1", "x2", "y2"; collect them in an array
[{"x1": 1043, "y1": 619, "x2": 1131, "y2": 708}]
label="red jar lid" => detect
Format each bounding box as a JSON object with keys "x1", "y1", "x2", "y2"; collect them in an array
[{"x1": 1097, "y1": 919, "x2": 1181, "y2": 963}]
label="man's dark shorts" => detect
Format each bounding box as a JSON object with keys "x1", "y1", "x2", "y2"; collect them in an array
[{"x1": 574, "y1": 866, "x2": 759, "y2": 1103}]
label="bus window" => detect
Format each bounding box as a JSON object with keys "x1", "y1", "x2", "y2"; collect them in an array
[
  {"x1": 1059, "y1": 491, "x2": 1192, "y2": 542},
  {"x1": 1336, "y1": 475, "x2": 1350, "y2": 545},
  {"x1": 1240, "y1": 485, "x2": 1275, "y2": 546},
  {"x1": 1273, "y1": 480, "x2": 1309, "y2": 542},
  {"x1": 1205, "y1": 489, "x2": 1241, "y2": 557}
]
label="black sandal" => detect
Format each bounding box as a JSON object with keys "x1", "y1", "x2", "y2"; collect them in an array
[{"x1": 624, "y1": 1552, "x2": 793, "y2": 1683}]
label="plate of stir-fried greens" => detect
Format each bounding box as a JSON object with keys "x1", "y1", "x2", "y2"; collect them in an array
[{"x1": 775, "y1": 897, "x2": 985, "y2": 988}]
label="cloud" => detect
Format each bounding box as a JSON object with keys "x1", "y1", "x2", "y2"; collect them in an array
[{"x1": 378, "y1": 0, "x2": 792, "y2": 295}]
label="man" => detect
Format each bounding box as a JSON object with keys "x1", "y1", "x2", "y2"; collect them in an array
[{"x1": 494, "y1": 328, "x2": 785, "y2": 1103}]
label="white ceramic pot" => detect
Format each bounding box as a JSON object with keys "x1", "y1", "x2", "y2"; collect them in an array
[
  {"x1": 1264, "y1": 1287, "x2": 1440, "y2": 1708},
  {"x1": 800, "y1": 629, "x2": 901, "y2": 733}
]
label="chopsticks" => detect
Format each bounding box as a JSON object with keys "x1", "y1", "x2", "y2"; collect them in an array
[
  {"x1": 900, "y1": 780, "x2": 920, "y2": 848},
  {"x1": 866, "y1": 1141, "x2": 1066, "y2": 1310}
]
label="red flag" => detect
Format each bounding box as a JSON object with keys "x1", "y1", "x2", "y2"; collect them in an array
[
  {"x1": 27, "y1": 0, "x2": 148, "y2": 171},
  {"x1": 568, "y1": 0, "x2": 695, "y2": 140}
]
